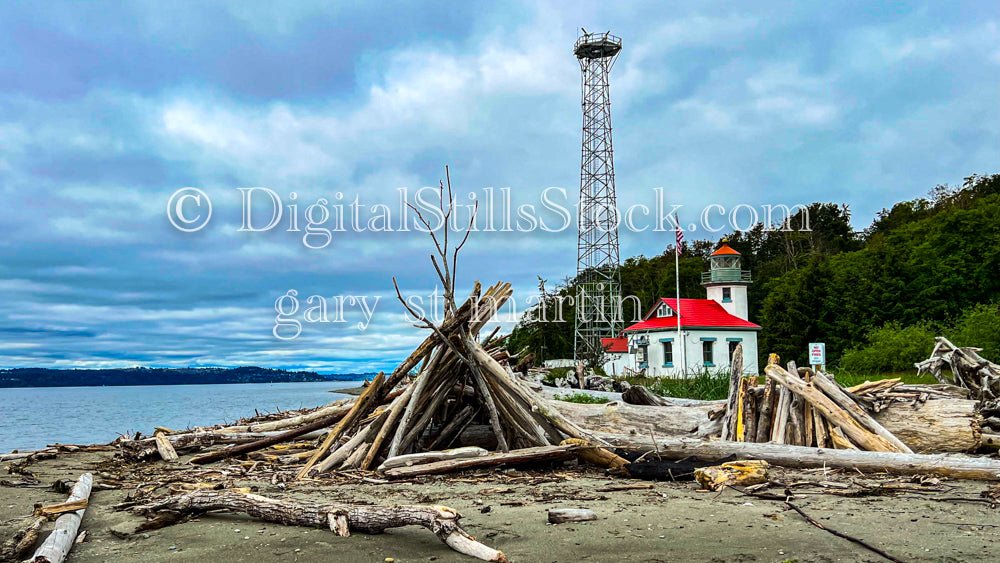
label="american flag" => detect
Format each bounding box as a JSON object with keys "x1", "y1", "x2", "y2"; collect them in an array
[{"x1": 675, "y1": 214, "x2": 684, "y2": 255}]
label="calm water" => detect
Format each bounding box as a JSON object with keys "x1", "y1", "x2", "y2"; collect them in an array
[{"x1": 0, "y1": 380, "x2": 364, "y2": 453}]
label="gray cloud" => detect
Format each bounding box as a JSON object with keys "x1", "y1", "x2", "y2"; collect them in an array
[{"x1": 1, "y1": 1, "x2": 996, "y2": 370}]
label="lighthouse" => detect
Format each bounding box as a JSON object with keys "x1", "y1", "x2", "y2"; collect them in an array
[{"x1": 702, "y1": 241, "x2": 751, "y2": 321}]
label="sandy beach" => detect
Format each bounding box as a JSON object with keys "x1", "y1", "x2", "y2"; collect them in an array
[{"x1": 3, "y1": 450, "x2": 998, "y2": 563}]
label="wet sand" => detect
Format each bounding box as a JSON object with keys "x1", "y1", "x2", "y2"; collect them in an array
[{"x1": 2, "y1": 451, "x2": 998, "y2": 562}]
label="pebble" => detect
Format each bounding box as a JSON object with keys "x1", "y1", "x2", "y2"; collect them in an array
[{"x1": 169, "y1": 545, "x2": 176, "y2": 550}]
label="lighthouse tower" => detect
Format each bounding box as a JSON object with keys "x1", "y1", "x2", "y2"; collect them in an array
[{"x1": 702, "y1": 241, "x2": 751, "y2": 321}]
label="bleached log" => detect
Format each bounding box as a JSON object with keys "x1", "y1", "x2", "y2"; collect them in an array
[
  {"x1": 552, "y1": 400, "x2": 721, "y2": 439},
  {"x1": 298, "y1": 372, "x2": 385, "y2": 478},
  {"x1": 135, "y1": 490, "x2": 507, "y2": 562},
  {"x1": 379, "y1": 447, "x2": 489, "y2": 471},
  {"x1": 769, "y1": 384, "x2": 792, "y2": 444},
  {"x1": 313, "y1": 411, "x2": 389, "y2": 473},
  {"x1": 721, "y1": 344, "x2": 744, "y2": 440},
  {"x1": 153, "y1": 432, "x2": 178, "y2": 462},
  {"x1": 765, "y1": 365, "x2": 898, "y2": 452},
  {"x1": 28, "y1": 473, "x2": 92, "y2": 563},
  {"x1": 548, "y1": 509, "x2": 597, "y2": 524},
  {"x1": 121, "y1": 430, "x2": 324, "y2": 460},
  {"x1": 810, "y1": 371, "x2": 913, "y2": 453},
  {"x1": 600, "y1": 435, "x2": 1000, "y2": 481},
  {"x1": 754, "y1": 379, "x2": 777, "y2": 443},
  {"x1": 383, "y1": 445, "x2": 579, "y2": 478},
  {"x1": 215, "y1": 398, "x2": 356, "y2": 434},
  {"x1": 871, "y1": 398, "x2": 981, "y2": 453}
]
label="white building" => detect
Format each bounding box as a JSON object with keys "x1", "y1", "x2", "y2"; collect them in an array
[{"x1": 602, "y1": 242, "x2": 761, "y2": 377}]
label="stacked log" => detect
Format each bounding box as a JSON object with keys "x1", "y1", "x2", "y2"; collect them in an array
[
  {"x1": 915, "y1": 336, "x2": 1000, "y2": 400},
  {"x1": 720, "y1": 352, "x2": 982, "y2": 454}
]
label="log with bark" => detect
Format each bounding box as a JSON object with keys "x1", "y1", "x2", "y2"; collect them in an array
[
  {"x1": 134, "y1": 490, "x2": 507, "y2": 562},
  {"x1": 0, "y1": 517, "x2": 43, "y2": 562}
]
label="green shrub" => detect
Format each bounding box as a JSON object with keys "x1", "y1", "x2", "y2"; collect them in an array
[
  {"x1": 948, "y1": 301, "x2": 1000, "y2": 361},
  {"x1": 553, "y1": 392, "x2": 610, "y2": 404},
  {"x1": 543, "y1": 367, "x2": 571, "y2": 385},
  {"x1": 839, "y1": 321, "x2": 937, "y2": 374}
]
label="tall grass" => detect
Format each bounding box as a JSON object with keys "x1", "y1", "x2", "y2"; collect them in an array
[
  {"x1": 829, "y1": 370, "x2": 938, "y2": 388},
  {"x1": 553, "y1": 392, "x2": 610, "y2": 404},
  {"x1": 622, "y1": 371, "x2": 733, "y2": 401}
]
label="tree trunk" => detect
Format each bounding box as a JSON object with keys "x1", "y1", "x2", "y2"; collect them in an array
[
  {"x1": 135, "y1": 490, "x2": 507, "y2": 562},
  {"x1": 872, "y1": 399, "x2": 981, "y2": 453}
]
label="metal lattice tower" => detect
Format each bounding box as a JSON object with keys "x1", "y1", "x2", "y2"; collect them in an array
[{"x1": 573, "y1": 31, "x2": 623, "y2": 361}]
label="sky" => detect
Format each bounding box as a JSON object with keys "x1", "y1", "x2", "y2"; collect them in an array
[{"x1": 1, "y1": 1, "x2": 997, "y2": 372}]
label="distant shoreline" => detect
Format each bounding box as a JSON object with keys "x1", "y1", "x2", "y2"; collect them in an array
[{"x1": 0, "y1": 366, "x2": 376, "y2": 389}]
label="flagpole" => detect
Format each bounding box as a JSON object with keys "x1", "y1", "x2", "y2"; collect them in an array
[{"x1": 674, "y1": 214, "x2": 684, "y2": 377}]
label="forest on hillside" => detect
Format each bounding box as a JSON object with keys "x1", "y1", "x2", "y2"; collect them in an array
[{"x1": 507, "y1": 173, "x2": 1000, "y2": 372}]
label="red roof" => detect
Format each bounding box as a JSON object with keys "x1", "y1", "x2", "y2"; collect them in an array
[
  {"x1": 600, "y1": 337, "x2": 629, "y2": 353},
  {"x1": 623, "y1": 298, "x2": 761, "y2": 332},
  {"x1": 711, "y1": 243, "x2": 741, "y2": 256}
]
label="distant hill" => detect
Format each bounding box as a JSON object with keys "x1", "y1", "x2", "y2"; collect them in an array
[{"x1": 0, "y1": 367, "x2": 377, "y2": 388}]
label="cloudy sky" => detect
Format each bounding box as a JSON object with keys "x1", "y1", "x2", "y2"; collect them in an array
[{"x1": 1, "y1": 1, "x2": 997, "y2": 372}]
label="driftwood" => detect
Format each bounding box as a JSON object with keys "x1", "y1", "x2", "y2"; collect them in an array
[
  {"x1": 298, "y1": 372, "x2": 385, "y2": 478},
  {"x1": 755, "y1": 379, "x2": 777, "y2": 443},
  {"x1": 560, "y1": 438, "x2": 629, "y2": 469},
  {"x1": 602, "y1": 435, "x2": 1000, "y2": 480},
  {"x1": 548, "y1": 508, "x2": 597, "y2": 524},
  {"x1": 746, "y1": 386, "x2": 762, "y2": 444},
  {"x1": 872, "y1": 398, "x2": 981, "y2": 453},
  {"x1": 215, "y1": 398, "x2": 356, "y2": 434},
  {"x1": 27, "y1": 473, "x2": 92, "y2": 563},
  {"x1": 721, "y1": 343, "x2": 744, "y2": 440},
  {"x1": 121, "y1": 430, "x2": 323, "y2": 460},
  {"x1": 553, "y1": 400, "x2": 721, "y2": 439},
  {"x1": 916, "y1": 336, "x2": 1000, "y2": 400},
  {"x1": 190, "y1": 409, "x2": 351, "y2": 465},
  {"x1": 379, "y1": 447, "x2": 488, "y2": 471},
  {"x1": 622, "y1": 385, "x2": 672, "y2": 407},
  {"x1": 383, "y1": 445, "x2": 579, "y2": 478},
  {"x1": 765, "y1": 365, "x2": 899, "y2": 452},
  {"x1": 153, "y1": 432, "x2": 178, "y2": 462},
  {"x1": 810, "y1": 371, "x2": 913, "y2": 453},
  {"x1": 0, "y1": 517, "x2": 43, "y2": 562},
  {"x1": 134, "y1": 490, "x2": 507, "y2": 562},
  {"x1": 770, "y1": 384, "x2": 792, "y2": 444}
]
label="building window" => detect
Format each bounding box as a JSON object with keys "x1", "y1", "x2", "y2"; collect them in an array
[
  {"x1": 657, "y1": 303, "x2": 672, "y2": 317},
  {"x1": 722, "y1": 287, "x2": 732, "y2": 302},
  {"x1": 638, "y1": 344, "x2": 648, "y2": 368},
  {"x1": 729, "y1": 340, "x2": 739, "y2": 362},
  {"x1": 702, "y1": 340, "x2": 714, "y2": 366},
  {"x1": 662, "y1": 341, "x2": 673, "y2": 366}
]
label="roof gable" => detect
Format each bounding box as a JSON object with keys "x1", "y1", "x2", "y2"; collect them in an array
[{"x1": 625, "y1": 298, "x2": 761, "y2": 332}]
